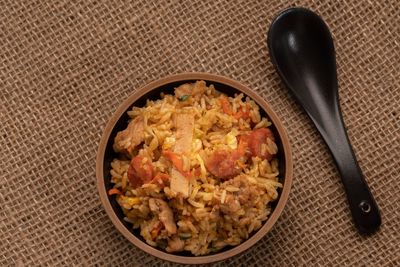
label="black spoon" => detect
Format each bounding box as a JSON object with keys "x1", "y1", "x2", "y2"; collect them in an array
[{"x1": 267, "y1": 7, "x2": 381, "y2": 234}]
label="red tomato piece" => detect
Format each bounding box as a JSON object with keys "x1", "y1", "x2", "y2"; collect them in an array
[
  {"x1": 233, "y1": 107, "x2": 250, "y2": 120},
  {"x1": 193, "y1": 167, "x2": 201, "y2": 177},
  {"x1": 108, "y1": 188, "x2": 122, "y2": 196},
  {"x1": 219, "y1": 96, "x2": 232, "y2": 115},
  {"x1": 127, "y1": 156, "x2": 154, "y2": 188},
  {"x1": 248, "y1": 128, "x2": 275, "y2": 160},
  {"x1": 205, "y1": 150, "x2": 241, "y2": 180},
  {"x1": 236, "y1": 134, "x2": 250, "y2": 157}
]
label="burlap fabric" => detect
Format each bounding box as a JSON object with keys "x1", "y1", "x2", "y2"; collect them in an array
[{"x1": 1, "y1": 0, "x2": 399, "y2": 266}]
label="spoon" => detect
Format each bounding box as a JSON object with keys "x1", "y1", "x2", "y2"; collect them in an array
[{"x1": 267, "y1": 7, "x2": 381, "y2": 234}]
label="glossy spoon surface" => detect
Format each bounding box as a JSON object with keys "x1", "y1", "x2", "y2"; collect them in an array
[{"x1": 267, "y1": 7, "x2": 381, "y2": 234}]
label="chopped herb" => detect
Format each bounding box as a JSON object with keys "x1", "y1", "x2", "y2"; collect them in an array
[
  {"x1": 179, "y1": 232, "x2": 192, "y2": 240},
  {"x1": 179, "y1": 95, "x2": 190, "y2": 101},
  {"x1": 157, "y1": 239, "x2": 168, "y2": 249},
  {"x1": 209, "y1": 246, "x2": 220, "y2": 252},
  {"x1": 214, "y1": 90, "x2": 222, "y2": 96}
]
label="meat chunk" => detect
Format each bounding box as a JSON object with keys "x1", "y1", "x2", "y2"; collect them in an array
[
  {"x1": 219, "y1": 194, "x2": 241, "y2": 215},
  {"x1": 248, "y1": 128, "x2": 275, "y2": 160},
  {"x1": 218, "y1": 176, "x2": 264, "y2": 214},
  {"x1": 149, "y1": 198, "x2": 177, "y2": 235},
  {"x1": 170, "y1": 168, "x2": 190, "y2": 198},
  {"x1": 166, "y1": 112, "x2": 194, "y2": 197},
  {"x1": 113, "y1": 116, "x2": 145, "y2": 154},
  {"x1": 173, "y1": 112, "x2": 194, "y2": 154},
  {"x1": 127, "y1": 156, "x2": 154, "y2": 188},
  {"x1": 174, "y1": 81, "x2": 206, "y2": 98},
  {"x1": 174, "y1": 83, "x2": 193, "y2": 98},
  {"x1": 166, "y1": 236, "x2": 185, "y2": 253},
  {"x1": 191, "y1": 80, "x2": 207, "y2": 96}
]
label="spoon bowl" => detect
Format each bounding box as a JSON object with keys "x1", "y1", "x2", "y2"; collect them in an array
[{"x1": 267, "y1": 7, "x2": 381, "y2": 234}]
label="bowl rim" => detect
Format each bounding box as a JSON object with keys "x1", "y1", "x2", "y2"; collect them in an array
[{"x1": 96, "y1": 72, "x2": 293, "y2": 264}]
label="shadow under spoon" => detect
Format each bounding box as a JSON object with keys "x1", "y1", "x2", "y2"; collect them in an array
[{"x1": 267, "y1": 7, "x2": 381, "y2": 234}]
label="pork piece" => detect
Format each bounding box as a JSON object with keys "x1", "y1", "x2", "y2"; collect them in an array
[
  {"x1": 168, "y1": 112, "x2": 194, "y2": 197},
  {"x1": 173, "y1": 112, "x2": 194, "y2": 154},
  {"x1": 148, "y1": 198, "x2": 177, "y2": 235},
  {"x1": 218, "y1": 176, "x2": 264, "y2": 215},
  {"x1": 170, "y1": 168, "x2": 190, "y2": 198},
  {"x1": 219, "y1": 194, "x2": 241, "y2": 215},
  {"x1": 229, "y1": 176, "x2": 262, "y2": 206},
  {"x1": 174, "y1": 81, "x2": 206, "y2": 99},
  {"x1": 166, "y1": 236, "x2": 185, "y2": 253},
  {"x1": 113, "y1": 115, "x2": 145, "y2": 154},
  {"x1": 174, "y1": 83, "x2": 193, "y2": 98}
]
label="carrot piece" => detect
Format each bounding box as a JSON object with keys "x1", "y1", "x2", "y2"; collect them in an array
[
  {"x1": 151, "y1": 172, "x2": 170, "y2": 187},
  {"x1": 233, "y1": 107, "x2": 250, "y2": 120},
  {"x1": 153, "y1": 172, "x2": 170, "y2": 182},
  {"x1": 151, "y1": 222, "x2": 163, "y2": 240},
  {"x1": 163, "y1": 151, "x2": 183, "y2": 170},
  {"x1": 108, "y1": 188, "x2": 122, "y2": 196},
  {"x1": 236, "y1": 134, "x2": 250, "y2": 156},
  {"x1": 236, "y1": 160, "x2": 247, "y2": 169},
  {"x1": 163, "y1": 150, "x2": 191, "y2": 178},
  {"x1": 219, "y1": 96, "x2": 232, "y2": 115}
]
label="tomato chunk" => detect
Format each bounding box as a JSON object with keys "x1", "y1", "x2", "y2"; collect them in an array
[
  {"x1": 219, "y1": 96, "x2": 232, "y2": 115},
  {"x1": 205, "y1": 150, "x2": 241, "y2": 180},
  {"x1": 248, "y1": 128, "x2": 275, "y2": 160},
  {"x1": 108, "y1": 188, "x2": 122, "y2": 196},
  {"x1": 236, "y1": 134, "x2": 250, "y2": 157},
  {"x1": 127, "y1": 156, "x2": 154, "y2": 188},
  {"x1": 233, "y1": 107, "x2": 250, "y2": 120},
  {"x1": 193, "y1": 167, "x2": 201, "y2": 177}
]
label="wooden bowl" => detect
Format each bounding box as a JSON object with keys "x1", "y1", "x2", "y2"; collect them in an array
[{"x1": 96, "y1": 73, "x2": 293, "y2": 264}]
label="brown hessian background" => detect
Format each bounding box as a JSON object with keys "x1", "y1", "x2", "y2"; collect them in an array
[{"x1": 1, "y1": 0, "x2": 399, "y2": 266}]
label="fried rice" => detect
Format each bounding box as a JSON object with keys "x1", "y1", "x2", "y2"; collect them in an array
[{"x1": 108, "y1": 81, "x2": 281, "y2": 255}]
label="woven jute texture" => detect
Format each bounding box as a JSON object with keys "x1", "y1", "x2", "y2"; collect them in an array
[{"x1": 1, "y1": 0, "x2": 399, "y2": 266}]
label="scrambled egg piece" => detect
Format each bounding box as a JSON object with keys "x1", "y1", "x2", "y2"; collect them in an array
[
  {"x1": 117, "y1": 195, "x2": 141, "y2": 209},
  {"x1": 225, "y1": 128, "x2": 239, "y2": 149},
  {"x1": 162, "y1": 136, "x2": 176, "y2": 150}
]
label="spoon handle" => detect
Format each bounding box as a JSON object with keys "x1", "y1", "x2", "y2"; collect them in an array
[
  {"x1": 300, "y1": 92, "x2": 381, "y2": 234},
  {"x1": 267, "y1": 7, "x2": 381, "y2": 233}
]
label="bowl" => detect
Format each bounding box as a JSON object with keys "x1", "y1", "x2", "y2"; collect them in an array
[{"x1": 96, "y1": 73, "x2": 293, "y2": 264}]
